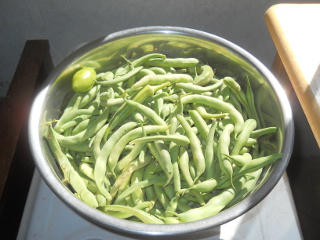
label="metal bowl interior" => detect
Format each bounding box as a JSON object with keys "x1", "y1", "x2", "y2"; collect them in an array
[{"x1": 28, "y1": 26, "x2": 294, "y2": 238}]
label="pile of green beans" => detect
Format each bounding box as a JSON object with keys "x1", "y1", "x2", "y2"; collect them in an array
[{"x1": 45, "y1": 53, "x2": 283, "y2": 224}]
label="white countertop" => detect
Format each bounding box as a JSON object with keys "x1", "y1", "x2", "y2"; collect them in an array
[{"x1": 17, "y1": 170, "x2": 302, "y2": 240}]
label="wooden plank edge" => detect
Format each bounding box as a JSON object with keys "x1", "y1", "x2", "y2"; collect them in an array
[{"x1": 265, "y1": 4, "x2": 320, "y2": 147}]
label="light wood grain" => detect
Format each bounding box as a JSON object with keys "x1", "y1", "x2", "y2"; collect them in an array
[{"x1": 265, "y1": 4, "x2": 320, "y2": 147}]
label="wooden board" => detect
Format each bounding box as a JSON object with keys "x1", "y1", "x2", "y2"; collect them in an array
[
  {"x1": 0, "y1": 40, "x2": 53, "y2": 239},
  {"x1": 265, "y1": 4, "x2": 320, "y2": 147}
]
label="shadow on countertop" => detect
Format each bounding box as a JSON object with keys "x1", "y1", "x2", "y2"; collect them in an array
[{"x1": 286, "y1": 92, "x2": 320, "y2": 240}]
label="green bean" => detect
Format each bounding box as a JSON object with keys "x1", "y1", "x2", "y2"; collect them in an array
[
  {"x1": 148, "y1": 66, "x2": 167, "y2": 75},
  {"x1": 53, "y1": 107, "x2": 110, "y2": 145},
  {"x1": 137, "y1": 68, "x2": 156, "y2": 78},
  {"x1": 175, "y1": 80, "x2": 223, "y2": 94},
  {"x1": 54, "y1": 96, "x2": 95, "y2": 132},
  {"x1": 96, "y1": 194, "x2": 107, "y2": 207},
  {"x1": 111, "y1": 83, "x2": 126, "y2": 96},
  {"x1": 78, "y1": 162, "x2": 95, "y2": 180},
  {"x1": 143, "y1": 161, "x2": 157, "y2": 201},
  {"x1": 178, "y1": 146, "x2": 194, "y2": 187},
  {"x1": 204, "y1": 121, "x2": 218, "y2": 179},
  {"x1": 60, "y1": 141, "x2": 92, "y2": 153},
  {"x1": 47, "y1": 126, "x2": 98, "y2": 208},
  {"x1": 104, "y1": 210, "x2": 131, "y2": 219},
  {"x1": 239, "y1": 147, "x2": 250, "y2": 155},
  {"x1": 250, "y1": 126, "x2": 278, "y2": 138},
  {"x1": 217, "y1": 123, "x2": 235, "y2": 188},
  {"x1": 94, "y1": 121, "x2": 138, "y2": 200},
  {"x1": 236, "y1": 153, "x2": 283, "y2": 176},
  {"x1": 154, "y1": 140, "x2": 174, "y2": 186},
  {"x1": 168, "y1": 115, "x2": 179, "y2": 135},
  {"x1": 223, "y1": 152, "x2": 252, "y2": 166},
  {"x1": 108, "y1": 125, "x2": 170, "y2": 174},
  {"x1": 107, "y1": 82, "x2": 171, "y2": 136},
  {"x1": 126, "y1": 53, "x2": 166, "y2": 70},
  {"x1": 124, "y1": 74, "x2": 136, "y2": 89},
  {"x1": 115, "y1": 144, "x2": 147, "y2": 173},
  {"x1": 189, "y1": 110, "x2": 209, "y2": 140},
  {"x1": 189, "y1": 160, "x2": 197, "y2": 180},
  {"x1": 174, "y1": 187, "x2": 236, "y2": 222},
  {"x1": 174, "y1": 176, "x2": 248, "y2": 223},
  {"x1": 100, "y1": 71, "x2": 115, "y2": 81},
  {"x1": 164, "y1": 196, "x2": 179, "y2": 217},
  {"x1": 260, "y1": 143, "x2": 272, "y2": 157},
  {"x1": 100, "y1": 98, "x2": 124, "y2": 108},
  {"x1": 132, "y1": 111, "x2": 145, "y2": 123},
  {"x1": 255, "y1": 86, "x2": 268, "y2": 128},
  {"x1": 146, "y1": 91, "x2": 168, "y2": 105},
  {"x1": 59, "y1": 108, "x2": 97, "y2": 134},
  {"x1": 169, "y1": 142, "x2": 181, "y2": 193},
  {"x1": 96, "y1": 66, "x2": 143, "y2": 86},
  {"x1": 190, "y1": 189, "x2": 206, "y2": 205},
  {"x1": 226, "y1": 168, "x2": 262, "y2": 208},
  {"x1": 163, "y1": 67, "x2": 177, "y2": 74},
  {"x1": 231, "y1": 119, "x2": 257, "y2": 155},
  {"x1": 131, "y1": 74, "x2": 192, "y2": 90},
  {"x1": 146, "y1": 141, "x2": 162, "y2": 165},
  {"x1": 153, "y1": 89, "x2": 164, "y2": 116},
  {"x1": 105, "y1": 85, "x2": 154, "y2": 136},
  {"x1": 177, "y1": 114, "x2": 205, "y2": 182},
  {"x1": 69, "y1": 117, "x2": 95, "y2": 135},
  {"x1": 223, "y1": 77, "x2": 256, "y2": 121},
  {"x1": 189, "y1": 178, "x2": 218, "y2": 193},
  {"x1": 148, "y1": 202, "x2": 163, "y2": 215},
  {"x1": 163, "y1": 181, "x2": 175, "y2": 200},
  {"x1": 62, "y1": 92, "x2": 83, "y2": 111},
  {"x1": 195, "y1": 105, "x2": 229, "y2": 120},
  {"x1": 143, "y1": 57, "x2": 199, "y2": 68},
  {"x1": 216, "y1": 153, "x2": 283, "y2": 189},
  {"x1": 193, "y1": 65, "x2": 214, "y2": 86},
  {"x1": 228, "y1": 93, "x2": 243, "y2": 114},
  {"x1": 102, "y1": 201, "x2": 154, "y2": 219},
  {"x1": 92, "y1": 124, "x2": 108, "y2": 159},
  {"x1": 160, "y1": 103, "x2": 174, "y2": 120},
  {"x1": 130, "y1": 163, "x2": 146, "y2": 205},
  {"x1": 181, "y1": 94, "x2": 244, "y2": 134},
  {"x1": 130, "y1": 134, "x2": 190, "y2": 146},
  {"x1": 244, "y1": 138, "x2": 257, "y2": 147},
  {"x1": 115, "y1": 175, "x2": 167, "y2": 204},
  {"x1": 58, "y1": 116, "x2": 87, "y2": 134},
  {"x1": 123, "y1": 98, "x2": 167, "y2": 126},
  {"x1": 154, "y1": 184, "x2": 170, "y2": 209},
  {"x1": 220, "y1": 83, "x2": 230, "y2": 102},
  {"x1": 79, "y1": 162, "x2": 111, "y2": 191},
  {"x1": 79, "y1": 85, "x2": 101, "y2": 108},
  {"x1": 114, "y1": 63, "x2": 128, "y2": 77},
  {"x1": 110, "y1": 154, "x2": 151, "y2": 199},
  {"x1": 104, "y1": 205, "x2": 164, "y2": 224},
  {"x1": 245, "y1": 77, "x2": 260, "y2": 128},
  {"x1": 177, "y1": 198, "x2": 192, "y2": 212}
]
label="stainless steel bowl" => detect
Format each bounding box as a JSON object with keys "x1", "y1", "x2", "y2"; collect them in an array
[{"x1": 28, "y1": 26, "x2": 294, "y2": 238}]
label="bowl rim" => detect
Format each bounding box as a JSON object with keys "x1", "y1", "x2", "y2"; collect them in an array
[{"x1": 28, "y1": 26, "x2": 294, "y2": 237}]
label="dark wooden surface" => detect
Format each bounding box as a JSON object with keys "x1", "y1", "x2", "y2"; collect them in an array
[{"x1": 0, "y1": 40, "x2": 53, "y2": 239}]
